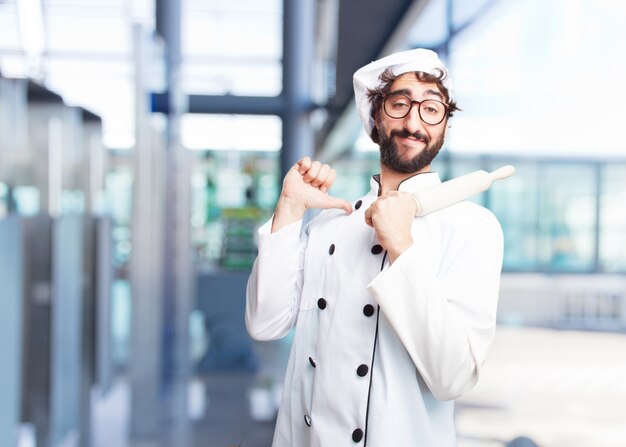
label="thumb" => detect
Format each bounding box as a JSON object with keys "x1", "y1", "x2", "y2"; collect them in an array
[{"x1": 323, "y1": 195, "x2": 353, "y2": 215}]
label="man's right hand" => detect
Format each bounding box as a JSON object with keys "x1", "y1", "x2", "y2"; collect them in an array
[{"x1": 271, "y1": 157, "x2": 352, "y2": 233}]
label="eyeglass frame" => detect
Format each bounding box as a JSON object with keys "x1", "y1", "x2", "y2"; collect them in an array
[{"x1": 380, "y1": 92, "x2": 449, "y2": 126}]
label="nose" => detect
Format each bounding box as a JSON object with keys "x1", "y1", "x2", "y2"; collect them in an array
[{"x1": 403, "y1": 104, "x2": 425, "y2": 134}]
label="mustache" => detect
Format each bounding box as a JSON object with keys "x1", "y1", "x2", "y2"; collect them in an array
[{"x1": 390, "y1": 129, "x2": 430, "y2": 145}]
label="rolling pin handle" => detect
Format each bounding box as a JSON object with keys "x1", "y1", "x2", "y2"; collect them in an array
[{"x1": 489, "y1": 165, "x2": 516, "y2": 181}]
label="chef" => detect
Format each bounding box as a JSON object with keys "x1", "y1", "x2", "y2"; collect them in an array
[{"x1": 246, "y1": 48, "x2": 504, "y2": 446}]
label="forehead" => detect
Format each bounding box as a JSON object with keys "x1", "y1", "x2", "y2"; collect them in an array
[{"x1": 389, "y1": 73, "x2": 443, "y2": 99}]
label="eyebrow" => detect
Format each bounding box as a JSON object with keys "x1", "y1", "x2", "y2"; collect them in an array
[{"x1": 389, "y1": 87, "x2": 445, "y2": 102}]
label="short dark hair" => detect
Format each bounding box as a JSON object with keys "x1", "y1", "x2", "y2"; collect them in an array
[{"x1": 366, "y1": 69, "x2": 460, "y2": 144}]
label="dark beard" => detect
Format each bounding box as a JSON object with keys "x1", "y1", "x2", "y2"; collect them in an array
[{"x1": 378, "y1": 127, "x2": 444, "y2": 174}]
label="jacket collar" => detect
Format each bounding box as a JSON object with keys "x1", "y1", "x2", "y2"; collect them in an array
[{"x1": 369, "y1": 171, "x2": 441, "y2": 196}]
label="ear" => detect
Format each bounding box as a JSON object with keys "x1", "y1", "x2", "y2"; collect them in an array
[
  {"x1": 370, "y1": 100, "x2": 385, "y2": 142},
  {"x1": 370, "y1": 119, "x2": 381, "y2": 144},
  {"x1": 370, "y1": 129, "x2": 379, "y2": 144}
]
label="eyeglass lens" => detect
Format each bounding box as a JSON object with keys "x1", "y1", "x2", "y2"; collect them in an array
[{"x1": 384, "y1": 94, "x2": 446, "y2": 125}]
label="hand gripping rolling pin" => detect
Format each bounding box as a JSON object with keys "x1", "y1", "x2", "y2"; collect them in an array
[{"x1": 411, "y1": 165, "x2": 516, "y2": 217}]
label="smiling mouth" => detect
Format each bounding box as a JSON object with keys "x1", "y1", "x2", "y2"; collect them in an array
[
  {"x1": 391, "y1": 129, "x2": 428, "y2": 144},
  {"x1": 398, "y1": 135, "x2": 426, "y2": 145}
]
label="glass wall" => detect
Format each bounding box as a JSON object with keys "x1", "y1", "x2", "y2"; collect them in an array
[
  {"x1": 102, "y1": 152, "x2": 134, "y2": 369},
  {"x1": 224, "y1": 151, "x2": 626, "y2": 274},
  {"x1": 600, "y1": 164, "x2": 626, "y2": 272},
  {"x1": 190, "y1": 150, "x2": 278, "y2": 270},
  {"x1": 182, "y1": 0, "x2": 282, "y2": 97},
  {"x1": 537, "y1": 163, "x2": 597, "y2": 272}
]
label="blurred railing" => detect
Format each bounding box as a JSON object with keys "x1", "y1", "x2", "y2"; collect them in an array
[{"x1": 498, "y1": 274, "x2": 626, "y2": 332}]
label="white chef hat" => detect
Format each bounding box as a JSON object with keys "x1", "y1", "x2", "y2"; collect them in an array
[{"x1": 353, "y1": 48, "x2": 454, "y2": 136}]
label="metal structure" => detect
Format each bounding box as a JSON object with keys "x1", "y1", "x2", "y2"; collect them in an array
[{"x1": 0, "y1": 73, "x2": 110, "y2": 447}]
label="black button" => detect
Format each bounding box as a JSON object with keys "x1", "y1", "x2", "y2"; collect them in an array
[
  {"x1": 352, "y1": 428, "x2": 364, "y2": 442},
  {"x1": 357, "y1": 364, "x2": 369, "y2": 377},
  {"x1": 363, "y1": 304, "x2": 375, "y2": 317},
  {"x1": 355, "y1": 200, "x2": 362, "y2": 210},
  {"x1": 317, "y1": 298, "x2": 327, "y2": 310},
  {"x1": 304, "y1": 414, "x2": 311, "y2": 427},
  {"x1": 309, "y1": 357, "x2": 316, "y2": 368},
  {"x1": 329, "y1": 244, "x2": 335, "y2": 255},
  {"x1": 371, "y1": 244, "x2": 383, "y2": 255}
]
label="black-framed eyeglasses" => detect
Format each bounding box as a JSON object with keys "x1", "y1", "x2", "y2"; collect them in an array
[{"x1": 382, "y1": 93, "x2": 448, "y2": 125}]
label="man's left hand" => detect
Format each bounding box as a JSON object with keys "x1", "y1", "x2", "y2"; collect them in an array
[{"x1": 364, "y1": 191, "x2": 417, "y2": 263}]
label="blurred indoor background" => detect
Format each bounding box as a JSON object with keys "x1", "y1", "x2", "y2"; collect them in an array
[{"x1": 1, "y1": 0, "x2": 625, "y2": 446}]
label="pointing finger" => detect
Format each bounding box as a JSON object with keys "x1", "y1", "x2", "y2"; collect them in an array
[{"x1": 325, "y1": 196, "x2": 353, "y2": 215}]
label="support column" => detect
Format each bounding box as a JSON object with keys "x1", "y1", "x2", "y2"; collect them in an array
[
  {"x1": 157, "y1": 0, "x2": 193, "y2": 445},
  {"x1": 280, "y1": 0, "x2": 317, "y2": 178},
  {"x1": 0, "y1": 217, "x2": 23, "y2": 447},
  {"x1": 130, "y1": 24, "x2": 164, "y2": 440}
]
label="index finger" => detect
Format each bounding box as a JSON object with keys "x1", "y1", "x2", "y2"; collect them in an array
[{"x1": 296, "y1": 157, "x2": 312, "y2": 174}]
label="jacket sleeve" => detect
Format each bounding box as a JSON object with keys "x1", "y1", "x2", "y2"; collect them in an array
[
  {"x1": 367, "y1": 211, "x2": 504, "y2": 401},
  {"x1": 245, "y1": 218, "x2": 308, "y2": 341}
]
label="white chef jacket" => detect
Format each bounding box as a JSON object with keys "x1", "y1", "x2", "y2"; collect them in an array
[{"x1": 246, "y1": 172, "x2": 504, "y2": 447}]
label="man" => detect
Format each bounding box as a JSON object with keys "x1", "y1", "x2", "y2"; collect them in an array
[{"x1": 246, "y1": 48, "x2": 503, "y2": 446}]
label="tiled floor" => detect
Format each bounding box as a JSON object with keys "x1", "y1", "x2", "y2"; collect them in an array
[
  {"x1": 193, "y1": 371, "x2": 275, "y2": 447},
  {"x1": 92, "y1": 327, "x2": 626, "y2": 447},
  {"x1": 455, "y1": 327, "x2": 626, "y2": 447},
  {"x1": 91, "y1": 371, "x2": 275, "y2": 447}
]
